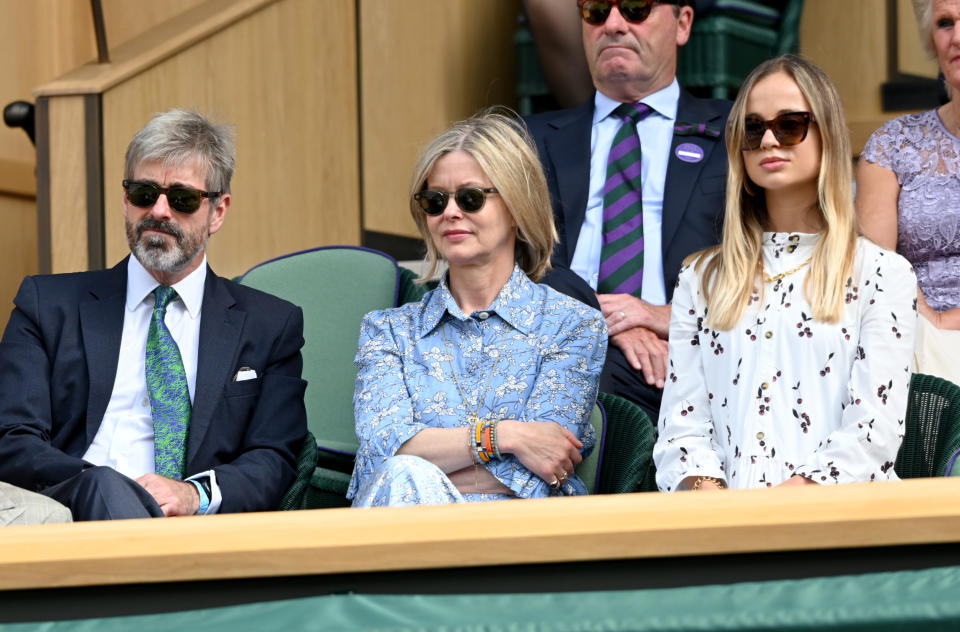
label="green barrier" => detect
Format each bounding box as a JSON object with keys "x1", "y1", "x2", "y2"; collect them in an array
[{"x1": 5, "y1": 564, "x2": 960, "y2": 631}]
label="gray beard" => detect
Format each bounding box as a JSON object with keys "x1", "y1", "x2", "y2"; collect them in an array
[{"x1": 127, "y1": 218, "x2": 207, "y2": 273}]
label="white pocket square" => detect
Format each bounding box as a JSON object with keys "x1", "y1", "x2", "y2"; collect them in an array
[{"x1": 233, "y1": 367, "x2": 258, "y2": 381}]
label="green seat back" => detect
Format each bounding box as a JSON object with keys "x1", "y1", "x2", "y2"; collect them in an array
[
  {"x1": 239, "y1": 246, "x2": 400, "y2": 454},
  {"x1": 896, "y1": 373, "x2": 960, "y2": 479},
  {"x1": 574, "y1": 404, "x2": 604, "y2": 494},
  {"x1": 595, "y1": 391, "x2": 657, "y2": 494}
]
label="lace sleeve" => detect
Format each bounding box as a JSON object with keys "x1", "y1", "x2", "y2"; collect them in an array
[{"x1": 860, "y1": 118, "x2": 902, "y2": 173}]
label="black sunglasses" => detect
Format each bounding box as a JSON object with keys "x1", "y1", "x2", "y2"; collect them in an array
[
  {"x1": 413, "y1": 187, "x2": 499, "y2": 216},
  {"x1": 122, "y1": 179, "x2": 221, "y2": 214},
  {"x1": 742, "y1": 112, "x2": 816, "y2": 151},
  {"x1": 578, "y1": 0, "x2": 679, "y2": 26}
]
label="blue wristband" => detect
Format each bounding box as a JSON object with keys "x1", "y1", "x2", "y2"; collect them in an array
[{"x1": 189, "y1": 479, "x2": 210, "y2": 515}]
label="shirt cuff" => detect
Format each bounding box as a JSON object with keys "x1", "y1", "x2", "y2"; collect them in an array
[{"x1": 186, "y1": 470, "x2": 222, "y2": 514}]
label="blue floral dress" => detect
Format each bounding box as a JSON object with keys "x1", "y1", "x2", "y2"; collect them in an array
[{"x1": 348, "y1": 266, "x2": 607, "y2": 506}]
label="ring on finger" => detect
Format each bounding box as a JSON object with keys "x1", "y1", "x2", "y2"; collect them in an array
[
  {"x1": 618, "y1": 310, "x2": 626, "y2": 320},
  {"x1": 549, "y1": 478, "x2": 560, "y2": 489},
  {"x1": 558, "y1": 471, "x2": 569, "y2": 482}
]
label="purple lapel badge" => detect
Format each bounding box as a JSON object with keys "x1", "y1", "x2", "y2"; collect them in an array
[{"x1": 676, "y1": 143, "x2": 704, "y2": 163}]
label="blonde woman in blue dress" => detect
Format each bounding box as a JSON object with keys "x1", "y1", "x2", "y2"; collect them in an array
[
  {"x1": 349, "y1": 112, "x2": 607, "y2": 507},
  {"x1": 654, "y1": 56, "x2": 918, "y2": 492}
]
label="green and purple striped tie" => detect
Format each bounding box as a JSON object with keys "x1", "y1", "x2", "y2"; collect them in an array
[
  {"x1": 146, "y1": 286, "x2": 191, "y2": 480},
  {"x1": 598, "y1": 102, "x2": 652, "y2": 296}
]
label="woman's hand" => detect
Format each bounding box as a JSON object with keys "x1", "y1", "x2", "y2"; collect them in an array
[
  {"x1": 680, "y1": 476, "x2": 725, "y2": 491},
  {"x1": 497, "y1": 420, "x2": 583, "y2": 485},
  {"x1": 776, "y1": 475, "x2": 818, "y2": 488}
]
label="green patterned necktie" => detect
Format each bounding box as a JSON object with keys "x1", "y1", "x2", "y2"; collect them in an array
[{"x1": 146, "y1": 286, "x2": 191, "y2": 480}]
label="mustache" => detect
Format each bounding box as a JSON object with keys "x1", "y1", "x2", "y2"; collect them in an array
[
  {"x1": 137, "y1": 218, "x2": 184, "y2": 244},
  {"x1": 597, "y1": 36, "x2": 640, "y2": 53}
]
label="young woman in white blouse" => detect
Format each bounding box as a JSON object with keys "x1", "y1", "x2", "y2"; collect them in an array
[{"x1": 653, "y1": 55, "x2": 918, "y2": 492}]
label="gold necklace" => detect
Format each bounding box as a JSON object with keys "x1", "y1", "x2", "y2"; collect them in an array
[
  {"x1": 763, "y1": 256, "x2": 812, "y2": 284},
  {"x1": 440, "y1": 322, "x2": 505, "y2": 491},
  {"x1": 440, "y1": 323, "x2": 505, "y2": 426}
]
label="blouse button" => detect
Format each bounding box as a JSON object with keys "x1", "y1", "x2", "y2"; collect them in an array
[
  {"x1": 477, "y1": 311, "x2": 490, "y2": 320},
  {"x1": 761, "y1": 382, "x2": 769, "y2": 390},
  {"x1": 764, "y1": 331, "x2": 773, "y2": 339},
  {"x1": 756, "y1": 431, "x2": 765, "y2": 440}
]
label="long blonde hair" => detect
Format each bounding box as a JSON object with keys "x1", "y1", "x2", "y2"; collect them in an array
[{"x1": 692, "y1": 54, "x2": 857, "y2": 330}]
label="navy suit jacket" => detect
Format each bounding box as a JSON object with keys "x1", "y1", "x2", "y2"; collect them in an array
[
  {"x1": 0, "y1": 259, "x2": 308, "y2": 513},
  {"x1": 525, "y1": 89, "x2": 732, "y2": 301}
]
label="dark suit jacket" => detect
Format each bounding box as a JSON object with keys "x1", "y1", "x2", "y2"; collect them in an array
[
  {"x1": 0, "y1": 259, "x2": 308, "y2": 513},
  {"x1": 525, "y1": 89, "x2": 732, "y2": 301}
]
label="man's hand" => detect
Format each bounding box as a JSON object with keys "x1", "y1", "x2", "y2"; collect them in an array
[
  {"x1": 135, "y1": 473, "x2": 200, "y2": 517},
  {"x1": 609, "y1": 326, "x2": 668, "y2": 388},
  {"x1": 597, "y1": 294, "x2": 671, "y2": 339}
]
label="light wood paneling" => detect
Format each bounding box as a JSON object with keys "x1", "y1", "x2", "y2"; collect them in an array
[
  {"x1": 360, "y1": 0, "x2": 521, "y2": 240},
  {"x1": 800, "y1": 0, "x2": 890, "y2": 153},
  {"x1": 37, "y1": 0, "x2": 359, "y2": 277},
  {"x1": 801, "y1": 0, "x2": 939, "y2": 154},
  {"x1": 0, "y1": 193, "x2": 38, "y2": 327},
  {"x1": 2, "y1": 478, "x2": 960, "y2": 590},
  {"x1": 898, "y1": 0, "x2": 939, "y2": 78},
  {"x1": 47, "y1": 96, "x2": 90, "y2": 273}
]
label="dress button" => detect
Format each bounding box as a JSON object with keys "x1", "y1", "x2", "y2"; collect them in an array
[
  {"x1": 477, "y1": 311, "x2": 490, "y2": 320},
  {"x1": 765, "y1": 331, "x2": 773, "y2": 339},
  {"x1": 757, "y1": 432, "x2": 765, "y2": 440},
  {"x1": 761, "y1": 382, "x2": 769, "y2": 390},
  {"x1": 141, "y1": 398, "x2": 150, "y2": 407}
]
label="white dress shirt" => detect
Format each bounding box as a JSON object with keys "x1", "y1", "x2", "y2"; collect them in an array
[
  {"x1": 83, "y1": 255, "x2": 221, "y2": 513},
  {"x1": 570, "y1": 80, "x2": 680, "y2": 305}
]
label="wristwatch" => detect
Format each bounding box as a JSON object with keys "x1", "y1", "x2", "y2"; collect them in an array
[{"x1": 189, "y1": 477, "x2": 212, "y2": 514}]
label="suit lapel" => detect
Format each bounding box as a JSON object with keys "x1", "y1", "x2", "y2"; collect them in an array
[
  {"x1": 661, "y1": 90, "x2": 726, "y2": 257},
  {"x1": 543, "y1": 99, "x2": 594, "y2": 262},
  {"x1": 79, "y1": 262, "x2": 127, "y2": 446},
  {"x1": 189, "y1": 270, "x2": 244, "y2": 463}
]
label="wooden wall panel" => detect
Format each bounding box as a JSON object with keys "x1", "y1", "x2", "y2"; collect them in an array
[
  {"x1": 897, "y1": 0, "x2": 938, "y2": 79},
  {"x1": 47, "y1": 96, "x2": 90, "y2": 273},
  {"x1": 100, "y1": 0, "x2": 359, "y2": 278},
  {"x1": 0, "y1": 193, "x2": 38, "y2": 325},
  {"x1": 360, "y1": 0, "x2": 521, "y2": 240},
  {"x1": 800, "y1": 0, "x2": 939, "y2": 154}
]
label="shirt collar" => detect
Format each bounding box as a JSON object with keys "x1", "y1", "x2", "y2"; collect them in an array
[
  {"x1": 126, "y1": 254, "x2": 207, "y2": 318},
  {"x1": 418, "y1": 265, "x2": 536, "y2": 338},
  {"x1": 593, "y1": 79, "x2": 680, "y2": 125}
]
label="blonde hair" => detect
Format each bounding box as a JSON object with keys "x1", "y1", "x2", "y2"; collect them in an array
[
  {"x1": 408, "y1": 109, "x2": 557, "y2": 282},
  {"x1": 691, "y1": 54, "x2": 857, "y2": 330}
]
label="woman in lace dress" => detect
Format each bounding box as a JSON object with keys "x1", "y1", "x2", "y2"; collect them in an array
[
  {"x1": 653, "y1": 55, "x2": 917, "y2": 492},
  {"x1": 857, "y1": 0, "x2": 960, "y2": 330},
  {"x1": 348, "y1": 112, "x2": 607, "y2": 507}
]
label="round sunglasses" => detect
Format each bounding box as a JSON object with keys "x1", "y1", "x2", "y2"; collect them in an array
[
  {"x1": 122, "y1": 179, "x2": 221, "y2": 214},
  {"x1": 742, "y1": 112, "x2": 816, "y2": 151},
  {"x1": 578, "y1": 0, "x2": 680, "y2": 26},
  {"x1": 413, "y1": 187, "x2": 499, "y2": 216}
]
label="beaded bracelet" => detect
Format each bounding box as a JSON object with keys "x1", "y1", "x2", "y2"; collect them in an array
[
  {"x1": 468, "y1": 426, "x2": 482, "y2": 465},
  {"x1": 473, "y1": 419, "x2": 492, "y2": 463},
  {"x1": 470, "y1": 419, "x2": 504, "y2": 463},
  {"x1": 491, "y1": 420, "x2": 502, "y2": 460}
]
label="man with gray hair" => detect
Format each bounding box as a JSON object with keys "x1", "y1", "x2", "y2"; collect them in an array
[{"x1": 0, "y1": 109, "x2": 307, "y2": 521}]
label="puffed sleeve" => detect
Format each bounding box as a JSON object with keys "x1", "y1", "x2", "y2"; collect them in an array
[
  {"x1": 794, "y1": 248, "x2": 917, "y2": 484},
  {"x1": 654, "y1": 264, "x2": 726, "y2": 492},
  {"x1": 503, "y1": 300, "x2": 607, "y2": 498},
  {"x1": 347, "y1": 309, "x2": 426, "y2": 499}
]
